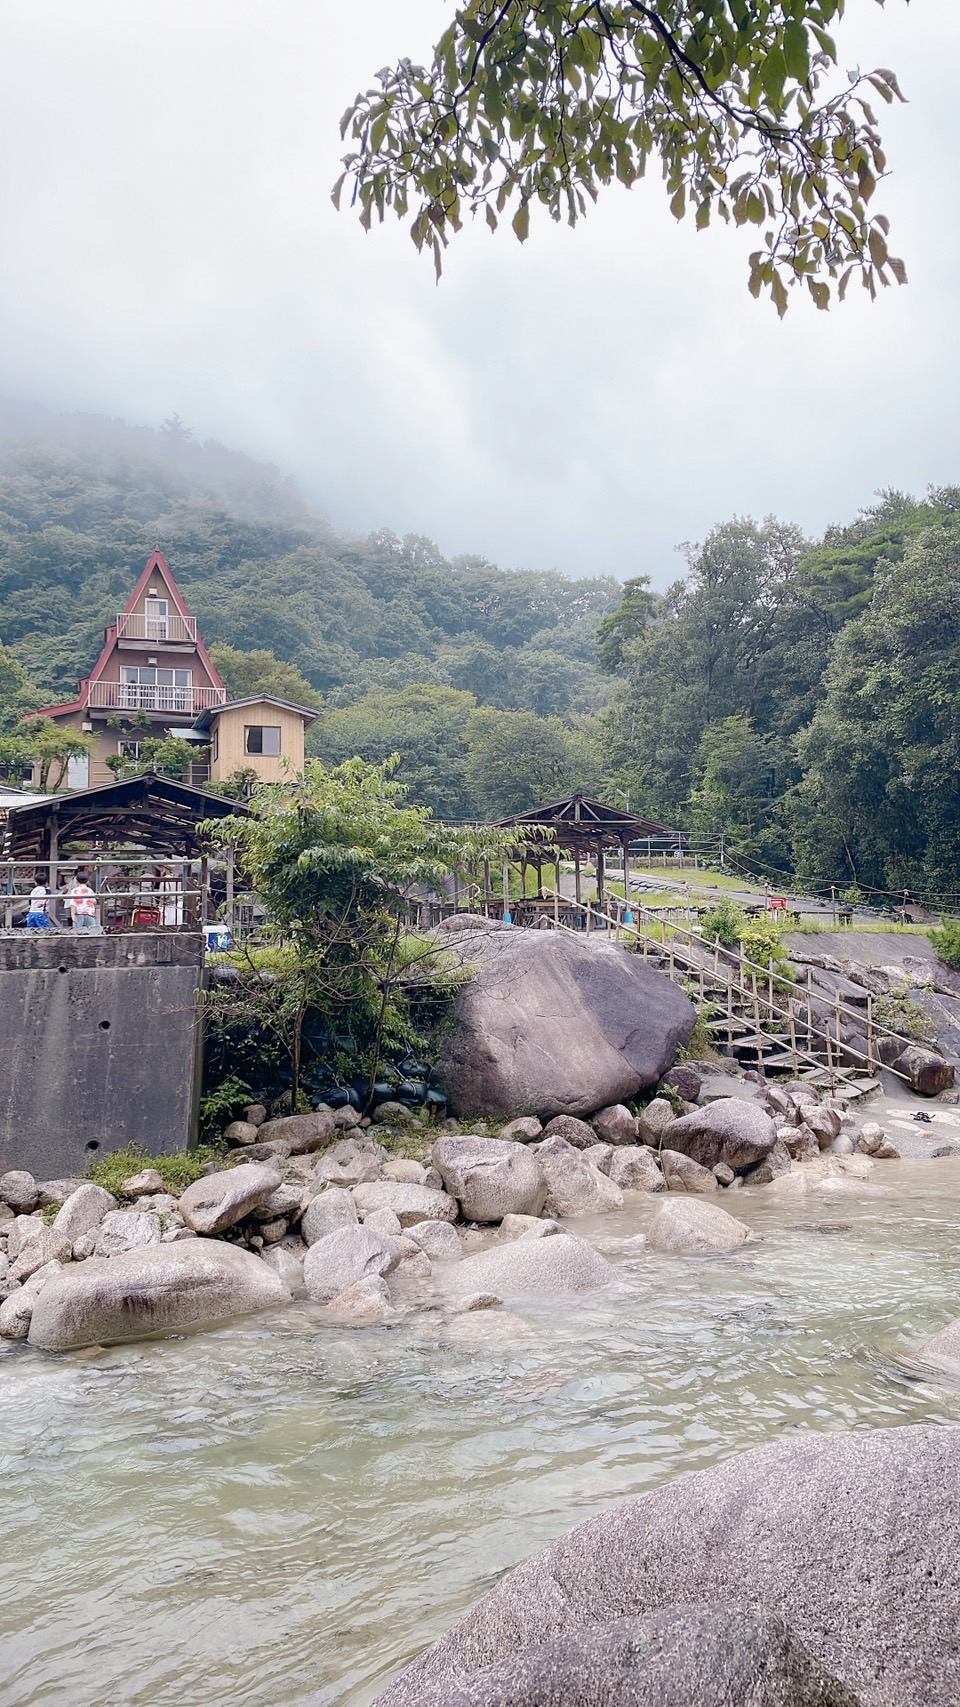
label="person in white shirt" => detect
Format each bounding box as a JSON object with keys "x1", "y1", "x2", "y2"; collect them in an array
[
  {"x1": 27, "y1": 881, "x2": 51, "y2": 929},
  {"x1": 66, "y1": 878, "x2": 99, "y2": 933}
]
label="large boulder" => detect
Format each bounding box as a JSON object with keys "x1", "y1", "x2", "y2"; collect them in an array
[
  {"x1": 536, "y1": 1136, "x2": 624, "y2": 1220},
  {"x1": 430, "y1": 928, "x2": 696, "y2": 1120},
  {"x1": 591, "y1": 1105, "x2": 639, "y2": 1145},
  {"x1": 352, "y1": 1181, "x2": 459, "y2": 1228},
  {"x1": 302, "y1": 1225, "x2": 401, "y2": 1302},
  {"x1": 663, "y1": 1098, "x2": 778, "y2": 1173},
  {"x1": 399, "y1": 1608, "x2": 861, "y2": 1707},
  {"x1": 431, "y1": 1136, "x2": 546, "y2": 1223},
  {"x1": 27, "y1": 1242, "x2": 289, "y2": 1351},
  {"x1": 8, "y1": 1225, "x2": 73, "y2": 1281},
  {"x1": 893, "y1": 1046, "x2": 955, "y2": 1097},
  {"x1": 179, "y1": 1162, "x2": 281, "y2": 1235},
  {"x1": 93, "y1": 1209, "x2": 163, "y2": 1258},
  {"x1": 256, "y1": 1111, "x2": 337, "y2": 1153},
  {"x1": 646, "y1": 1196, "x2": 751, "y2": 1255},
  {"x1": 442, "y1": 1232, "x2": 614, "y2": 1298},
  {"x1": 659, "y1": 1150, "x2": 719, "y2": 1195},
  {"x1": 302, "y1": 1186, "x2": 358, "y2": 1246},
  {"x1": 0, "y1": 1170, "x2": 38, "y2": 1213},
  {"x1": 372, "y1": 1425, "x2": 960, "y2": 1707}
]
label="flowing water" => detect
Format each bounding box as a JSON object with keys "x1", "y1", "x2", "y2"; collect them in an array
[{"x1": 4, "y1": 1159, "x2": 960, "y2": 1707}]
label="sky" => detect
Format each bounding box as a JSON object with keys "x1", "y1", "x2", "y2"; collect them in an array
[{"x1": 0, "y1": 1, "x2": 956, "y2": 585}]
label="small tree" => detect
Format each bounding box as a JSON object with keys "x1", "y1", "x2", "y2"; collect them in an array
[
  {"x1": 205, "y1": 756, "x2": 511, "y2": 1106},
  {"x1": 0, "y1": 721, "x2": 95, "y2": 791}
]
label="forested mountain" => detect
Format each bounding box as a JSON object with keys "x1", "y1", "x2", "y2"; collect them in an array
[
  {"x1": 0, "y1": 400, "x2": 617, "y2": 815},
  {"x1": 598, "y1": 489, "x2": 960, "y2": 901},
  {"x1": 2, "y1": 400, "x2": 958, "y2": 896}
]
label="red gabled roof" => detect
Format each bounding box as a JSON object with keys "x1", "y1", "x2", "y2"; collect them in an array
[{"x1": 34, "y1": 550, "x2": 225, "y2": 718}]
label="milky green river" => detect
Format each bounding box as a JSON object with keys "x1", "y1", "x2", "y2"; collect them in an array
[{"x1": 3, "y1": 1159, "x2": 960, "y2": 1707}]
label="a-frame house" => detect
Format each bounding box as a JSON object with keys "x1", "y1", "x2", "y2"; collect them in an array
[{"x1": 33, "y1": 551, "x2": 227, "y2": 788}]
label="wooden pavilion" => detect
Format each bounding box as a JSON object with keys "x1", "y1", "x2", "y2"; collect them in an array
[
  {"x1": 0, "y1": 772, "x2": 247, "y2": 930},
  {"x1": 494, "y1": 793, "x2": 682, "y2": 917}
]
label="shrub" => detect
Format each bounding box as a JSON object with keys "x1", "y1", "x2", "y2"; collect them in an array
[
  {"x1": 700, "y1": 896, "x2": 746, "y2": 946},
  {"x1": 929, "y1": 918, "x2": 960, "y2": 970},
  {"x1": 740, "y1": 915, "x2": 790, "y2": 971}
]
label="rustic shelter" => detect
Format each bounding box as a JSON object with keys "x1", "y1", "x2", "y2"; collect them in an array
[
  {"x1": 0, "y1": 772, "x2": 247, "y2": 930},
  {"x1": 494, "y1": 793, "x2": 682, "y2": 917}
]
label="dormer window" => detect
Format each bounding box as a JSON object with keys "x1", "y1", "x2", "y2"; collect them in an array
[{"x1": 144, "y1": 597, "x2": 169, "y2": 640}]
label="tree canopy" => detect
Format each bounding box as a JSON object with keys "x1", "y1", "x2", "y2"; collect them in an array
[{"x1": 337, "y1": 0, "x2": 906, "y2": 312}]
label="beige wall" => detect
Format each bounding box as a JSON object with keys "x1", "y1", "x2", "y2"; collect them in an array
[{"x1": 209, "y1": 705, "x2": 307, "y2": 784}]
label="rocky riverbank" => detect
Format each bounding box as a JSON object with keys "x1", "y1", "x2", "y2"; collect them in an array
[{"x1": 0, "y1": 1063, "x2": 936, "y2": 1353}]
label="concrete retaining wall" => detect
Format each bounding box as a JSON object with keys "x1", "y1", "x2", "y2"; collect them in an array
[{"x1": 0, "y1": 932, "x2": 204, "y2": 1179}]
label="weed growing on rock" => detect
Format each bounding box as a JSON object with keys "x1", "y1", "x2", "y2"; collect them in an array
[{"x1": 86, "y1": 1144, "x2": 225, "y2": 1199}]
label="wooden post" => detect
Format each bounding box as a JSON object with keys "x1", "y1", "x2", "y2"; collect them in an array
[
  {"x1": 867, "y1": 993, "x2": 875, "y2": 1073},
  {"x1": 501, "y1": 861, "x2": 512, "y2": 923},
  {"x1": 574, "y1": 848, "x2": 582, "y2": 908},
  {"x1": 553, "y1": 884, "x2": 560, "y2": 928},
  {"x1": 596, "y1": 844, "x2": 605, "y2": 916},
  {"x1": 585, "y1": 899, "x2": 592, "y2": 933},
  {"x1": 483, "y1": 858, "x2": 492, "y2": 915},
  {"x1": 622, "y1": 837, "x2": 632, "y2": 923},
  {"x1": 200, "y1": 855, "x2": 209, "y2": 926},
  {"x1": 789, "y1": 1006, "x2": 799, "y2": 1074},
  {"x1": 834, "y1": 992, "x2": 842, "y2": 1077},
  {"x1": 225, "y1": 844, "x2": 235, "y2": 931},
  {"x1": 48, "y1": 819, "x2": 59, "y2": 927},
  {"x1": 768, "y1": 956, "x2": 774, "y2": 1024},
  {"x1": 4, "y1": 863, "x2": 13, "y2": 931}
]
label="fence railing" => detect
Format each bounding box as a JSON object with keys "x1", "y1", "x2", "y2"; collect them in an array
[
  {"x1": 116, "y1": 612, "x2": 197, "y2": 643},
  {"x1": 85, "y1": 682, "x2": 226, "y2": 714}
]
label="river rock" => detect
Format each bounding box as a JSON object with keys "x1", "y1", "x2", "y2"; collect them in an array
[
  {"x1": 382, "y1": 1159, "x2": 428, "y2": 1184},
  {"x1": 302, "y1": 1225, "x2": 401, "y2": 1302},
  {"x1": 590, "y1": 1104, "x2": 639, "y2": 1145},
  {"x1": 314, "y1": 1141, "x2": 383, "y2": 1188},
  {"x1": 364, "y1": 1207, "x2": 404, "y2": 1240},
  {"x1": 606, "y1": 1146, "x2": 665, "y2": 1194},
  {"x1": 9, "y1": 1225, "x2": 73, "y2": 1281},
  {"x1": 179, "y1": 1162, "x2": 281, "y2": 1235},
  {"x1": 0, "y1": 1170, "x2": 38, "y2": 1213},
  {"x1": 405, "y1": 1220, "x2": 462, "y2": 1261},
  {"x1": 326, "y1": 1274, "x2": 394, "y2": 1325},
  {"x1": 222, "y1": 1121, "x2": 260, "y2": 1147},
  {"x1": 800, "y1": 1104, "x2": 843, "y2": 1148},
  {"x1": 582, "y1": 1143, "x2": 613, "y2": 1172},
  {"x1": 94, "y1": 1210, "x2": 164, "y2": 1258},
  {"x1": 6, "y1": 1214, "x2": 44, "y2": 1260},
  {"x1": 894, "y1": 1045, "x2": 955, "y2": 1097},
  {"x1": 635, "y1": 1098, "x2": 676, "y2": 1144},
  {"x1": 432, "y1": 1136, "x2": 546, "y2": 1223},
  {"x1": 27, "y1": 1242, "x2": 289, "y2": 1352},
  {"x1": 781, "y1": 1123, "x2": 819, "y2": 1163},
  {"x1": 257, "y1": 1111, "x2": 337, "y2": 1154},
  {"x1": 536, "y1": 1136, "x2": 624, "y2": 1219},
  {"x1": 352, "y1": 1181, "x2": 459, "y2": 1228},
  {"x1": 120, "y1": 1168, "x2": 167, "y2": 1197},
  {"x1": 430, "y1": 926, "x2": 696, "y2": 1120},
  {"x1": 244, "y1": 1103, "x2": 267, "y2": 1127},
  {"x1": 251, "y1": 1184, "x2": 303, "y2": 1224},
  {"x1": 498, "y1": 1214, "x2": 562, "y2": 1241},
  {"x1": 500, "y1": 1118, "x2": 542, "y2": 1143},
  {"x1": 659, "y1": 1150, "x2": 719, "y2": 1194},
  {"x1": 375, "y1": 1425, "x2": 960, "y2": 1707},
  {"x1": 914, "y1": 1318, "x2": 960, "y2": 1375},
  {"x1": 541, "y1": 1116, "x2": 598, "y2": 1151},
  {"x1": 746, "y1": 1138, "x2": 792, "y2": 1186},
  {"x1": 659, "y1": 1064, "x2": 703, "y2": 1103},
  {"x1": 442, "y1": 1232, "x2": 614, "y2": 1298},
  {"x1": 35, "y1": 1178, "x2": 88, "y2": 1208},
  {"x1": 663, "y1": 1098, "x2": 777, "y2": 1172},
  {"x1": 0, "y1": 1260, "x2": 66, "y2": 1339},
  {"x1": 259, "y1": 1241, "x2": 306, "y2": 1294},
  {"x1": 53, "y1": 1184, "x2": 117, "y2": 1241},
  {"x1": 647, "y1": 1196, "x2": 750, "y2": 1255},
  {"x1": 302, "y1": 1186, "x2": 358, "y2": 1246},
  {"x1": 398, "y1": 1607, "x2": 861, "y2": 1707}
]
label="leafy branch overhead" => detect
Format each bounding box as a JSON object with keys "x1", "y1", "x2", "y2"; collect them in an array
[{"x1": 335, "y1": 0, "x2": 907, "y2": 313}]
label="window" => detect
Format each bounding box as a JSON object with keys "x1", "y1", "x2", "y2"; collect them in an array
[
  {"x1": 118, "y1": 740, "x2": 142, "y2": 761},
  {"x1": 211, "y1": 728, "x2": 219, "y2": 763},
  {"x1": 144, "y1": 598, "x2": 169, "y2": 640},
  {"x1": 245, "y1": 725, "x2": 281, "y2": 756},
  {"x1": 119, "y1": 666, "x2": 193, "y2": 711}
]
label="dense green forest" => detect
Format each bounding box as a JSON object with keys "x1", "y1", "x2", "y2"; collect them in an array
[{"x1": 0, "y1": 401, "x2": 958, "y2": 900}]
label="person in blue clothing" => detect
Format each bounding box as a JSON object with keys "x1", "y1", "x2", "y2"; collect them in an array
[{"x1": 26, "y1": 878, "x2": 51, "y2": 929}]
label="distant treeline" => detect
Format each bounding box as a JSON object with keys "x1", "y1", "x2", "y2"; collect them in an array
[{"x1": 1, "y1": 401, "x2": 958, "y2": 896}]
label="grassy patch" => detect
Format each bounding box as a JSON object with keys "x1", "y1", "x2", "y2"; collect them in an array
[{"x1": 86, "y1": 1143, "x2": 225, "y2": 1199}]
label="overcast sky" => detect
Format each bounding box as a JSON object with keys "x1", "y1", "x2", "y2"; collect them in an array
[{"x1": 0, "y1": 1, "x2": 955, "y2": 584}]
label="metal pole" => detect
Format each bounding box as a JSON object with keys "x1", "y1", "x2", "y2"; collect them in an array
[{"x1": 502, "y1": 861, "x2": 512, "y2": 924}]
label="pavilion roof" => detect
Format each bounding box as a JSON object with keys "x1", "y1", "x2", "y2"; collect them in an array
[
  {"x1": 2, "y1": 771, "x2": 246, "y2": 861},
  {"x1": 494, "y1": 794, "x2": 681, "y2": 850}
]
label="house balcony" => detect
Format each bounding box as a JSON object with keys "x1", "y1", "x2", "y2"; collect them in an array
[
  {"x1": 116, "y1": 612, "x2": 197, "y2": 644},
  {"x1": 85, "y1": 683, "x2": 227, "y2": 716}
]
